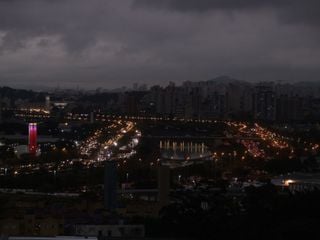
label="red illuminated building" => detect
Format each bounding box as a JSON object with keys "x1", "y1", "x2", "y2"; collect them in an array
[{"x1": 28, "y1": 123, "x2": 37, "y2": 155}]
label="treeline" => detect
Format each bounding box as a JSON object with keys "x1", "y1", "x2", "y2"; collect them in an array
[
  {"x1": 0, "y1": 87, "x2": 46, "y2": 103},
  {"x1": 147, "y1": 185, "x2": 320, "y2": 239}
]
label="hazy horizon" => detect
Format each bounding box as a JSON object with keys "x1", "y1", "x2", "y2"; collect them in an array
[{"x1": 1, "y1": 75, "x2": 320, "y2": 92}]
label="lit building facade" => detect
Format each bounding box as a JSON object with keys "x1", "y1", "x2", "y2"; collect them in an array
[{"x1": 28, "y1": 123, "x2": 37, "y2": 155}]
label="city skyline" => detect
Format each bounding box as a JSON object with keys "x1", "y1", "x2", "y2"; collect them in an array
[
  {"x1": 1, "y1": 1, "x2": 320, "y2": 238},
  {"x1": 1, "y1": 0, "x2": 320, "y2": 89}
]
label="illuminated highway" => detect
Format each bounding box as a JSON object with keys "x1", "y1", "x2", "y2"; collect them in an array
[{"x1": 1, "y1": 120, "x2": 141, "y2": 176}]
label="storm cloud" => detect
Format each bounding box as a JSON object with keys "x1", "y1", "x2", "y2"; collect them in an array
[
  {"x1": 0, "y1": 0, "x2": 319, "y2": 89},
  {"x1": 134, "y1": 0, "x2": 320, "y2": 26}
]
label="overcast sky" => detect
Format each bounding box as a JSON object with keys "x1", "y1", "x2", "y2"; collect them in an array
[{"x1": 0, "y1": 0, "x2": 320, "y2": 89}]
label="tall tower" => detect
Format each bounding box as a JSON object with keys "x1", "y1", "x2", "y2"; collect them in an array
[
  {"x1": 28, "y1": 123, "x2": 37, "y2": 155},
  {"x1": 45, "y1": 96, "x2": 51, "y2": 111},
  {"x1": 104, "y1": 160, "x2": 118, "y2": 211}
]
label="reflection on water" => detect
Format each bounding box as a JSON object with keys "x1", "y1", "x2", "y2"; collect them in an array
[{"x1": 160, "y1": 140, "x2": 211, "y2": 161}]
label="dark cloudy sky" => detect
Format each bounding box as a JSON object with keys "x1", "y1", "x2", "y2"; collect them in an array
[{"x1": 0, "y1": 0, "x2": 320, "y2": 89}]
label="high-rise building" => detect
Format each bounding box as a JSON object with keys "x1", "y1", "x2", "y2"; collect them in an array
[
  {"x1": 28, "y1": 123, "x2": 37, "y2": 155},
  {"x1": 226, "y1": 82, "x2": 253, "y2": 119},
  {"x1": 104, "y1": 160, "x2": 118, "y2": 211},
  {"x1": 149, "y1": 86, "x2": 165, "y2": 115},
  {"x1": 276, "y1": 94, "x2": 304, "y2": 122},
  {"x1": 163, "y1": 82, "x2": 176, "y2": 116},
  {"x1": 0, "y1": 102, "x2": 2, "y2": 123},
  {"x1": 253, "y1": 83, "x2": 276, "y2": 121},
  {"x1": 90, "y1": 112, "x2": 95, "y2": 124}
]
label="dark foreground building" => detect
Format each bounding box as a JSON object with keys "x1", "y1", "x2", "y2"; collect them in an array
[{"x1": 104, "y1": 160, "x2": 118, "y2": 211}]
